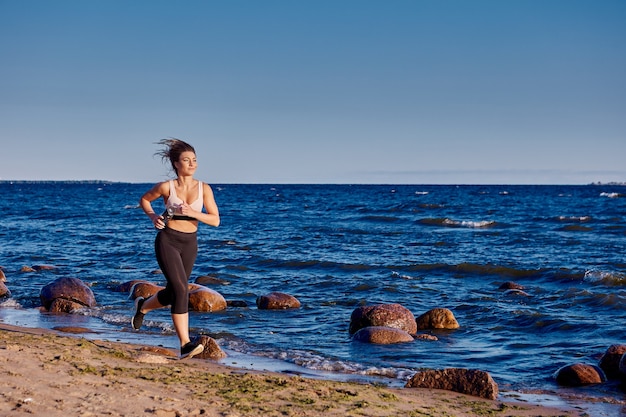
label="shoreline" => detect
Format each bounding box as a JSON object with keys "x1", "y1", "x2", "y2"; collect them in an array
[{"x1": 0, "y1": 322, "x2": 595, "y2": 417}]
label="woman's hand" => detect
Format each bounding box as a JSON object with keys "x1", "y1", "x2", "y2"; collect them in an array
[
  {"x1": 150, "y1": 213, "x2": 166, "y2": 229},
  {"x1": 177, "y1": 202, "x2": 196, "y2": 218}
]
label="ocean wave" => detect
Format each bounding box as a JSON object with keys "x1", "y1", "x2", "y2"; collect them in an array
[
  {"x1": 583, "y1": 270, "x2": 626, "y2": 286},
  {"x1": 256, "y1": 258, "x2": 377, "y2": 271},
  {"x1": 239, "y1": 346, "x2": 414, "y2": 381},
  {"x1": 557, "y1": 215, "x2": 592, "y2": 222},
  {"x1": 418, "y1": 217, "x2": 497, "y2": 228},
  {"x1": 559, "y1": 225, "x2": 593, "y2": 232},
  {"x1": 360, "y1": 215, "x2": 402, "y2": 223},
  {"x1": 600, "y1": 192, "x2": 624, "y2": 198},
  {"x1": 403, "y1": 262, "x2": 546, "y2": 278},
  {"x1": 418, "y1": 203, "x2": 444, "y2": 209},
  {"x1": 585, "y1": 292, "x2": 626, "y2": 309}
]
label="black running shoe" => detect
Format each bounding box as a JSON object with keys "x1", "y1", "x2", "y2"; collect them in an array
[
  {"x1": 180, "y1": 341, "x2": 204, "y2": 360},
  {"x1": 131, "y1": 297, "x2": 145, "y2": 330}
]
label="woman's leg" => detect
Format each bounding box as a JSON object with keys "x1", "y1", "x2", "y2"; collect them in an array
[
  {"x1": 139, "y1": 294, "x2": 165, "y2": 312},
  {"x1": 133, "y1": 231, "x2": 182, "y2": 329},
  {"x1": 172, "y1": 232, "x2": 198, "y2": 348},
  {"x1": 156, "y1": 229, "x2": 201, "y2": 355},
  {"x1": 172, "y1": 313, "x2": 191, "y2": 346}
]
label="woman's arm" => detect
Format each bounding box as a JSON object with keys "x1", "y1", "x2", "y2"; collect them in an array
[{"x1": 139, "y1": 182, "x2": 169, "y2": 229}]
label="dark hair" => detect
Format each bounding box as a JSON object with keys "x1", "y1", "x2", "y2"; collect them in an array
[{"x1": 155, "y1": 138, "x2": 196, "y2": 176}]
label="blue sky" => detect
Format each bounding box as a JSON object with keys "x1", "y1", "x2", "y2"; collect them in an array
[{"x1": 1, "y1": 0, "x2": 624, "y2": 184}]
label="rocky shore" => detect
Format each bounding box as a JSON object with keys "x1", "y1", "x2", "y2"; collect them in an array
[{"x1": 0, "y1": 323, "x2": 582, "y2": 417}]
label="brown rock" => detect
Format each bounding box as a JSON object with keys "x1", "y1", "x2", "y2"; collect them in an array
[
  {"x1": 415, "y1": 334, "x2": 438, "y2": 341},
  {"x1": 406, "y1": 368, "x2": 499, "y2": 400},
  {"x1": 21, "y1": 266, "x2": 35, "y2": 273},
  {"x1": 195, "y1": 275, "x2": 230, "y2": 286},
  {"x1": 503, "y1": 289, "x2": 531, "y2": 297},
  {"x1": 48, "y1": 298, "x2": 88, "y2": 313},
  {"x1": 415, "y1": 308, "x2": 459, "y2": 330},
  {"x1": 0, "y1": 268, "x2": 6, "y2": 282},
  {"x1": 40, "y1": 277, "x2": 96, "y2": 311},
  {"x1": 554, "y1": 363, "x2": 607, "y2": 386},
  {"x1": 138, "y1": 346, "x2": 178, "y2": 358},
  {"x1": 194, "y1": 335, "x2": 227, "y2": 360},
  {"x1": 499, "y1": 281, "x2": 525, "y2": 290},
  {"x1": 349, "y1": 303, "x2": 417, "y2": 335},
  {"x1": 256, "y1": 292, "x2": 301, "y2": 310},
  {"x1": 0, "y1": 281, "x2": 10, "y2": 298},
  {"x1": 352, "y1": 326, "x2": 414, "y2": 344},
  {"x1": 115, "y1": 280, "x2": 150, "y2": 293},
  {"x1": 188, "y1": 287, "x2": 227, "y2": 312},
  {"x1": 130, "y1": 282, "x2": 164, "y2": 300},
  {"x1": 33, "y1": 265, "x2": 57, "y2": 271},
  {"x1": 599, "y1": 344, "x2": 626, "y2": 379}
]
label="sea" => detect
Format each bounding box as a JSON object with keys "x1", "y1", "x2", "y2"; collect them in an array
[{"x1": 1, "y1": 182, "x2": 625, "y2": 414}]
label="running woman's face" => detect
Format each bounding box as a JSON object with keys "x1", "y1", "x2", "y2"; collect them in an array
[{"x1": 175, "y1": 151, "x2": 197, "y2": 176}]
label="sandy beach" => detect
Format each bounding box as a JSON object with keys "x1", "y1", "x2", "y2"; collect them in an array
[{"x1": 0, "y1": 323, "x2": 586, "y2": 417}]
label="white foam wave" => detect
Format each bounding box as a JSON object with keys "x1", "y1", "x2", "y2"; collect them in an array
[
  {"x1": 583, "y1": 270, "x2": 626, "y2": 286},
  {"x1": 0, "y1": 298, "x2": 22, "y2": 308},
  {"x1": 216, "y1": 341, "x2": 414, "y2": 381},
  {"x1": 391, "y1": 271, "x2": 418, "y2": 280},
  {"x1": 600, "y1": 192, "x2": 622, "y2": 198},
  {"x1": 89, "y1": 307, "x2": 175, "y2": 334},
  {"x1": 558, "y1": 215, "x2": 591, "y2": 222},
  {"x1": 443, "y1": 218, "x2": 496, "y2": 228},
  {"x1": 277, "y1": 349, "x2": 413, "y2": 380}
]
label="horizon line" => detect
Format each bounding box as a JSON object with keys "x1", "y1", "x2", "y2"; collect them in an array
[{"x1": 1, "y1": 179, "x2": 624, "y2": 186}]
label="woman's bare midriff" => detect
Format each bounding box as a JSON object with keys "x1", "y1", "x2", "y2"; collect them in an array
[{"x1": 167, "y1": 219, "x2": 199, "y2": 233}]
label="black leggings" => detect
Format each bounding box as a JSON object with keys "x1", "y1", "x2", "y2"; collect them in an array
[{"x1": 154, "y1": 227, "x2": 197, "y2": 314}]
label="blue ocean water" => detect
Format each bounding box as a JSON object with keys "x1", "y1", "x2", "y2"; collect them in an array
[{"x1": 1, "y1": 182, "x2": 625, "y2": 407}]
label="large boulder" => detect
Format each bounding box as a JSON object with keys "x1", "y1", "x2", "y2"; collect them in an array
[
  {"x1": 48, "y1": 299, "x2": 86, "y2": 313},
  {"x1": 415, "y1": 308, "x2": 459, "y2": 330},
  {"x1": 349, "y1": 303, "x2": 416, "y2": 335},
  {"x1": 0, "y1": 281, "x2": 10, "y2": 298},
  {"x1": 554, "y1": 363, "x2": 607, "y2": 386},
  {"x1": 256, "y1": 292, "x2": 301, "y2": 309},
  {"x1": 406, "y1": 368, "x2": 498, "y2": 400},
  {"x1": 188, "y1": 287, "x2": 227, "y2": 312},
  {"x1": 0, "y1": 268, "x2": 6, "y2": 281},
  {"x1": 352, "y1": 326, "x2": 414, "y2": 344},
  {"x1": 40, "y1": 277, "x2": 96, "y2": 313},
  {"x1": 130, "y1": 282, "x2": 164, "y2": 300},
  {"x1": 599, "y1": 344, "x2": 626, "y2": 380},
  {"x1": 115, "y1": 280, "x2": 150, "y2": 293}
]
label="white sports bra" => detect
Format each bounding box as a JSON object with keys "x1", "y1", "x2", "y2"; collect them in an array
[{"x1": 166, "y1": 180, "x2": 204, "y2": 212}]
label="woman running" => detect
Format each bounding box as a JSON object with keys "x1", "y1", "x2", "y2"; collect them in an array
[{"x1": 133, "y1": 138, "x2": 220, "y2": 359}]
